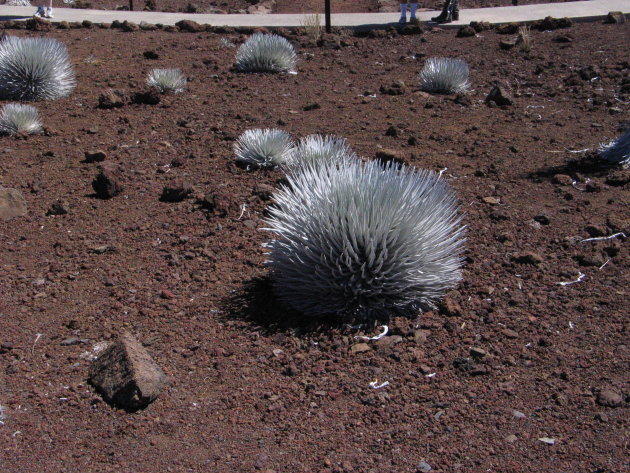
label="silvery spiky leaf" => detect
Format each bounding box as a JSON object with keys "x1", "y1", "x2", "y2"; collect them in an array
[
  {"x1": 419, "y1": 57, "x2": 470, "y2": 94},
  {"x1": 234, "y1": 128, "x2": 294, "y2": 169},
  {"x1": 235, "y1": 33, "x2": 297, "y2": 73},
  {"x1": 599, "y1": 128, "x2": 630, "y2": 166},
  {"x1": 265, "y1": 159, "x2": 466, "y2": 320},
  {"x1": 0, "y1": 36, "x2": 76, "y2": 101},
  {"x1": 0, "y1": 103, "x2": 42, "y2": 135},
  {"x1": 146, "y1": 68, "x2": 186, "y2": 93},
  {"x1": 287, "y1": 134, "x2": 357, "y2": 170}
]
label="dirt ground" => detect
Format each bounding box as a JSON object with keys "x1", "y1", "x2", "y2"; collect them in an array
[
  {"x1": 66, "y1": 0, "x2": 586, "y2": 14},
  {"x1": 0, "y1": 16, "x2": 628, "y2": 473}
]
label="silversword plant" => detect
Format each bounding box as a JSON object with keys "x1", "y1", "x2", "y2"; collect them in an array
[
  {"x1": 0, "y1": 103, "x2": 42, "y2": 135},
  {"x1": 419, "y1": 57, "x2": 470, "y2": 94},
  {"x1": 234, "y1": 128, "x2": 294, "y2": 169},
  {"x1": 265, "y1": 159, "x2": 466, "y2": 320},
  {"x1": 287, "y1": 134, "x2": 357, "y2": 170},
  {"x1": 235, "y1": 33, "x2": 297, "y2": 73},
  {"x1": 146, "y1": 68, "x2": 186, "y2": 93},
  {"x1": 0, "y1": 36, "x2": 76, "y2": 101},
  {"x1": 599, "y1": 128, "x2": 630, "y2": 166}
]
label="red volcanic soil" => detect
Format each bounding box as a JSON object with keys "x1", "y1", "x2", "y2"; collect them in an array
[{"x1": 0, "y1": 18, "x2": 628, "y2": 473}]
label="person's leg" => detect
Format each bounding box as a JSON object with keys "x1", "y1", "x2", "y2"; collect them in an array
[
  {"x1": 399, "y1": 3, "x2": 407, "y2": 24},
  {"x1": 409, "y1": 3, "x2": 418, "y2": 21},
  {"x1": 45, "y1": 0, "x2": 53, "y2": 18},
  {"x1": 431, "y1": 0, "x2": 454, "y2": 23},
  {"x1": 451, "y1": 0, "x2": 459, "y2": 21}
]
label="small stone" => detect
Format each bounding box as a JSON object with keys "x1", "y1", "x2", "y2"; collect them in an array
[
  {"x1": 486, "y1": 86, "x2": 514, "y2": 106},
  {"x1": 417, "y1": 461, "x2": 432, "y2": 472},
  {"x1": 88, "y1": 332, "x2": 167, "y2": 410},
  {"x1": 252, "y1": 183, "x2": 275, "y2": 201},
  {"x1": 457, "y1": 25, "x2": 476, "y2": 38},
  {"x1": 511, "y1": 409, "x2": 526, "y2": 419},
  {"x1": 379, "y1": 80, "x2": 406, "y2": 96},
  {"x1": 604, "y1": 11, "x2": 626, "y2": 24},
  {"x1": 502, "y1": 329, "x2": 519, "y2": 339},
  {"x1": 98, "y1": 88, "x2": 128, "y2": 109},
  {"x1": 61, "y1": 337, "x2": 88, "y2": 346},
  {"x1": 0, "y1": 187, "x2": 27, "y2": 220},
  {"x1": 505, "y1": 434, "x2": 518, "y2": 443},
  {"x1": 84, "y1": 150, "x2": 107, "y2": 163},
  {"x1": 303, "y1": 103, "x2": 321, "y2": 111},
  {"x1": 533, "y1": 214, "x2": 550, "y2": 225},
  {"x1": 596, "y1": 389, "x2": 623, "y2": 408},
  {"x1": 538, "y1": 437, "x2": 556, "y2": 445},
  {"x1": 441, "y1": 297, "x2": 463, "y2": 317},
  {"x1": 132, "y1": 89, "x2": 161, "y2": 105},
  {"x1": 585, "y1": 224, "x2": 607, "y2": 237},
  {"x1": 46, "y1": 199, "x2": 69, "y2": 216},
  {"x1": 511, "y1": 251, "x2": 543, "y2": 265},
  {"x1": 160, "y1": 180, "x2": 193, "y2": 203},
  {"x1": 553, "y1": 174, "x2": 573, "y2": 186},
  {"x1": 482, "y1": 196, "x2": 500, "y2": 205},
  {"x1": 499, "y1": 39, "x2": 516, "y2": 50},
  {"x1": 605, "y1": 170, "x2": 630, "y2": 187},
  {"x1": 92, "y1": 245, "x2": 110, "y2": 254},
  {"x1": 92, "y1": 165, "x2": 123, "y2": 199},
  {"x1": 385, "y1": 125, "x2": 398, "y2": 137},
  {"x1": 419, "y1": 364, "x2": 433, "y2": 375},
  {"x1": 160, "y1": 289, "x2": 175, "y2": 300},
  {"x1": 414, "y1": 329, "x2": 430, "y2": 344},
  {"x1": 143, "y1": 50, "x2": 159, "y2": 59},
  {"x1": 350, "y1": 343, "x2": 371, "y2": 354},
  {"x1": 470, "y1": 347, "x2": 487, "y2": 358},
  {"x1": 376, "y1": 335, "x2": 403, "y2": 347}
]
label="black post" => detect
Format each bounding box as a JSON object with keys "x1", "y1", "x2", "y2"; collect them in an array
[{"x1": 325, "y1": 0, "x2": 331, "y2": 33}]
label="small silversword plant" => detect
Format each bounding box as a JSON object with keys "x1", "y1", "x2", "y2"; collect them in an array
[
  {"x1": 287, "y1": 134, "x2": 357, "y2": 170},
  {"x1": 265, "y1": 159, "x2": 466, "y2": 320},
  {"x1": 235, "y1": 33, "x2": 297, "y2": 73},
  {"x1": 0, "y1": 103, "x2": 42, "y2": 135},
  {"x1": 0, "y1": 36, "x2": 76, "y2": 101},
  {"x1": 599, "y1": 128, "x2": 630, "y2": 166},
  {"x1": 234, "y1": 128, "x2": 294, "y2": 169},
  {"x1": 146, "y1": 68, "x2": 186, "y2": 94},
  {"x1": 419, "y1": 57, "x2": 470, "y2": 94}
]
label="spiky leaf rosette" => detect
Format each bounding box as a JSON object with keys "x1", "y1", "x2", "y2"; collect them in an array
[
  {"x1": 265, "y1": 159, "x2": 466, "y2": 320},
  {"x1": 287, "y1": 134, "x2": 357, "y2": 170},
  {"x1": 0, "y1": 36, "x2": 76, "y2": 101},
  {"x1": 599, "y1": 128, "x2": 630, "y2": 166},
  {"x1": 419, "y1": 57, "x2": 470, "y2": 95},
  {"x1": 234, "y1": 128, "x2": 294, "y2": 169},
  {"x1": 0, "y1": 103, "x2": 42, "y2": 135},
  {"x1": 235, "y1": 33, "x2": 297, "y2": 73},
  {"x1": 146, "y1": 68, "x2": 186, "y2": 94}
]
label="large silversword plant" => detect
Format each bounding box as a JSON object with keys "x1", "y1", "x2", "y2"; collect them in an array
[
  {"x1": 235, "y1": 33, "x2": 297, "y2": 73},
  {"x1": 0, "y1": 36, "x2": 76, "y2": 101},
  {"x1": 419, "y1": 57, "x2": 470, "y2": 95},
  {"x1": 264, "y1": 159, "x2": 467, "y2": 320}
]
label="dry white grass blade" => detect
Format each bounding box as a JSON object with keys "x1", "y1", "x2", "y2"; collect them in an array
[
  {"x1": 0, "y1": 103, "x2": 42, "y2": 135},
  {"x1": 234, "y1": 128, "x2": 294, "y2": 169},
  {"x1": 235, "y1": 33, "x2": 297, "y2": 73},
  {"x1": 0, "y1": 36, "x2": 76, "y2": 101},
  {"x1": 419, "y1": 57, "x2": 470, "y2": 94},
  {"x1": 286, "y1": 134, "x2": 357, "y2": 170},
  {"x1": 146, "y1": 68, "x2": 186, "y2": 93},
  {"x1": 599, "y1": 128, "x2": 630, "y2": 166},
  {"x1": 265, "y1": 159, "x2": 467, "y2": 320}
]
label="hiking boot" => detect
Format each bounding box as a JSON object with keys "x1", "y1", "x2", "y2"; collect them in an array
[
  {"x1": 33, "y1": 6, "x2": 46, "y2": 17},
  {"x1": 399, "y1": 15, "x2": 407, "y2": 24},
  {"x1": 44, "y1": 7, "x2": 53, "y2": 18}
]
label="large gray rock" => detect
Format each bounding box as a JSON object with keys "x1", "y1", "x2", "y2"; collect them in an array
[
  {"x1": 89, "y1": 332, "x2": 167, "y2": 410},
  {"x1": 0, "y1": 187, "x2": 27, "y2": 220}
]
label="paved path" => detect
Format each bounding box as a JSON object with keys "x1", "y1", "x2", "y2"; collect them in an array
[{"x1": 0, "y1": 0, "x2": 627, "y2": 28}]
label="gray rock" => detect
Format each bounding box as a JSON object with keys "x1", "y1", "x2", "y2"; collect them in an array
[
  {"x1": 89, "y1": 332, "x2": 167, "y2": 410},
  {"x1": 0, "y1": 187, "x2": 27, "y2": 221},
  {"x1": 417, "y1": 461, "x2": 432, "y2": 472},
  {"x1": 92, "y1": 164, "x2": 123, "y2": 199},
  {"x1": 596, "y1": 389, "x2": 623, "y2": 408},
  {"x1": 486, "y1": 86, "x2": 514, "y2": 106}
]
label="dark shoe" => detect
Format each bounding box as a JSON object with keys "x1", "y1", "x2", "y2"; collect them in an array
[
  {"x1": 452, "y1": 10, "x2": 459, "y2": 21},
  {"x1": 431, "y1": 12, "x2": 447, "y2": 22}
]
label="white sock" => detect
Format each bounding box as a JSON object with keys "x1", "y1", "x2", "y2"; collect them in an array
[
  {"x1": 400, "y1": 4, "x2": 407, "y2": 17},
  {"x1": 410, "y1": 3, "x2": 418, "y2": 17}
]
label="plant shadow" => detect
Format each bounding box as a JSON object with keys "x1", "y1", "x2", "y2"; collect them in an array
[
  {"x1": 528, "y1": 153, "x2": 614, "y2": 182},
  {"x1": 222, "y1": 275, "x2": 348, "y2": 337}
]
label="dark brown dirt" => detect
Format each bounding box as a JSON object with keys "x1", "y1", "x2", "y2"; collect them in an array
[
  {"x1": 67, "y1": 0, "x2": 588, "y2": 14},
  {"x1": 0, "y1": 19, "x2": 628, "y2": 473}
]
